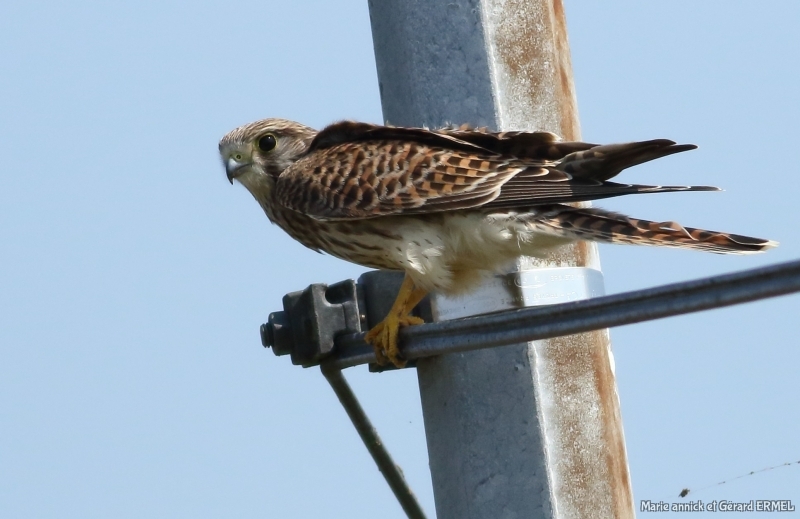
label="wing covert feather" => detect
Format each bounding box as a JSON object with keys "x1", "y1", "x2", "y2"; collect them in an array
[{"x1": 275, "y1": 140, "x2": 522, "y2": 220}]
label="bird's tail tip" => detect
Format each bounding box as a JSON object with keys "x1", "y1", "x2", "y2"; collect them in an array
[
  {"x1": 535, "y1": 207, "x2": 777, "y2": 255},
  {"x1": 737, "y1": 237, "x2": 779, "y2": 254}
]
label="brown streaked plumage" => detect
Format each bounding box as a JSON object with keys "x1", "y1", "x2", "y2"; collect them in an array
[{"x1": 219, "y1": 119, "x2": 777, "y2": 366}]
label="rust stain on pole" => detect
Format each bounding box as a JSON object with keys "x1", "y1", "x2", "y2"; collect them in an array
[
  {"x1": 593, "y1": 330, "x2": 636, "y2": 519},
  {"x1": 551, "y1": 0, "x2": 581, "y2": 140},
  {"x1": 485, "y1": 1, "x2": 634, "y2": 517},
  {"x1": 486, "y1": 0, "x2": 580, "y2": 140}
]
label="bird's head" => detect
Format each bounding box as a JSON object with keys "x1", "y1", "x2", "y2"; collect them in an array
[{"x1": 219, "y1": 118, "x2": 317, "y2": 192}]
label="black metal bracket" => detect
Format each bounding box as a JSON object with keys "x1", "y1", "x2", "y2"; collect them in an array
[{"x1": 261, "y1": 270, "x2": 431, "y2": 368}]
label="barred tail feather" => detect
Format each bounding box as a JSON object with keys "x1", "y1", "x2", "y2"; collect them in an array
[{"x1": 533, "y1": 206, "x2": 778, "y2": 254}]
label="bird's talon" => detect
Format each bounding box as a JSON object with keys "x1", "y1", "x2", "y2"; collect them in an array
[{"x1": 365, "y1": 314, "x2": 424, "y2": 368}]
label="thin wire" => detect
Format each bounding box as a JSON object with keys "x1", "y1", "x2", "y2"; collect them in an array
[
  {"x1": 677, "y1": 459, "x2": 800, "y2": 498},
  {"x1": 320, "y1": 363, "x2": 428, "y2": 519}
]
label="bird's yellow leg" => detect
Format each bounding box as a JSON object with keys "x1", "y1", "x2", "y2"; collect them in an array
[{"x1": 365, "y1": 275, "x2": 428, "y2": 367}]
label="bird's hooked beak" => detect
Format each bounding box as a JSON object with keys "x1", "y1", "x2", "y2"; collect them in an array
[
  {"x1": 225, "y1": 157, "x2": 240, "y2": 184},
  {"x1": 225, "y1": 156, "x2": 250, "y2": 184}
]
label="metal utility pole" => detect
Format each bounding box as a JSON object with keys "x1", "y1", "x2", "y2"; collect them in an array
[{"x1": 367, "y1": 1, "x2": 634, "y2": 518}]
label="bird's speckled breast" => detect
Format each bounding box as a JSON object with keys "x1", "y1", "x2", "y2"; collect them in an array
[{"x1": 264, "y1": 199, "x2": 407, "y2": 271}]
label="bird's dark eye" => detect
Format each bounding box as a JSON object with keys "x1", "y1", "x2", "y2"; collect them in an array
[{"x1": 257, "y1": 134, "x2": 277, "y2": 152}]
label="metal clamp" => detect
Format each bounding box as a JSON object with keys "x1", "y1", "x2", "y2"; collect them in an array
[
  {"x1": 261, "y1": 279, "x2": 362, "y2": 367},
  {"x1": 261, "y1": 271, "x2": 431, "y2": 368}
]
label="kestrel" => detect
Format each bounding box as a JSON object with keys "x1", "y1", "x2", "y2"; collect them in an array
[{"x1": 220, "y1": 119, "x2": 776, "y2": 367}]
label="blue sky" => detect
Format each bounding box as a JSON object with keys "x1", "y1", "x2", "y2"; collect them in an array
[{"x1": 1, "y1": 1, "x2": 798, "y2": 517}]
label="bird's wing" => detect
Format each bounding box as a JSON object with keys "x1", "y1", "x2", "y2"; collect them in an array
[
  {"x1": 480, "y1": 139, "x2": 710, "y2": 210},
  {"x1": 310, "y1": 121, "x2": 599, "y2": 160},
  {"x1": 435, "y1": 125, "x2": 599, "y2": 160},
  {"x1": 275, "y1": 122, "x2": 712, "y2": 221}
]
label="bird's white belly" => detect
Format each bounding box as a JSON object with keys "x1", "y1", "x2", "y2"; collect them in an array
[{"x1": 379, "y1": 212, "x2": 574, "y2": 294}]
